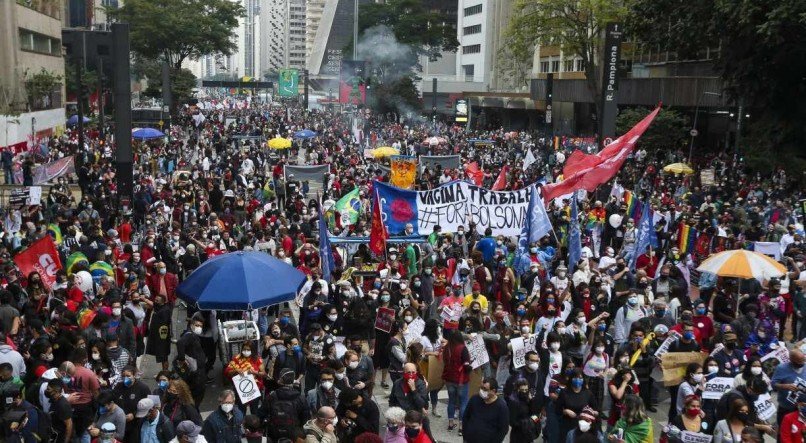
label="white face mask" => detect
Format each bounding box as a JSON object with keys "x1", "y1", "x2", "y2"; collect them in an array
[
  {"x1": 527, "y1": 362, "x2": 539, "y2": 372},
  {"x1": 557, "y1": 327, "x2": 567, "y2": 335},
  {"x1": 242, "y1": 350, "x2": 252, "y2": 358},
  {"x1": 578, "y1": 420, "x2": 591, "y2": 433},
  {"x1": 595, "y1": 346, "x2": 605, "y2": 354},
  {"x1": 348, "y1": 361, "x2": 359, "y2": 370},
  {"x1": 112, "y1": 308, "x2": 122, "y2": 317},
  {"x1": 478, "y1": 389, "x2": 489, "y2": 400},
  {"x1": 192, "y1": 326, "x2": 203, "y2": 335},
  {"x1": 404, "y1": 316, "x2": 413, "y2": 323},
  {"x1": 521, "y1": 326, "x2": 531, "y2": 334},
  {"x1": 550, "y1": 342, "x2": 561, "y2": 351},
  {"x1": 707, "y1": 365, "x2": 719, "y2": 374},
  {"x1": 751, "y1": 367, "x2": 762, "y2": 375},
  {"x1": 692, "y1": 373, "x2": 704, "y2": 383},
  {"x1": 327, "y1": 314, "x2": 338, "y2": 322},
  {"x1": 321, "y1": 381, "x2": 333, "y2": 390},
  {"x1": 220, "y1": 403, "x2": 234, "y2": 413},
  {"x1": 335, "y1": 372, "x2": 345, "y2": 380},
  {"x1": 92, "y1": 353, "x2": 100, "y2": 361},
  {"x1": 576, "y1": 317, "x2": 586, "y2": 325}
]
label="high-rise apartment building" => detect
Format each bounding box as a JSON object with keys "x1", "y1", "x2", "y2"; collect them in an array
[{"x1": 257, "y1": 0, "x2": 305, "y2": 77}]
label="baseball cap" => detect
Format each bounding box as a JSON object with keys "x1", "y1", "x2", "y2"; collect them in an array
[
  {"x1": 135, "y1": 398, "x2": 155, "y2": 418},
  {"x1": 176, "y1": 420, "x2": 202, "y2": 441}
]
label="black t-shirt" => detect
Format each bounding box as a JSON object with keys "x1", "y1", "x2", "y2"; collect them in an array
[{"x1": 50, "y1": 396, "x2": 73, "y2": 439}]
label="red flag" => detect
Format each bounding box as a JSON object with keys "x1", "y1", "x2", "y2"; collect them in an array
[
  {"x1": 562, "y1": 106, "x2": 661, "y2": 178},
  {"x1": 13, "y1": 236, "x2": 62, "y2": 289},
  {"x1": 492, "y1": 165, "x2": 509, "y2": 191},
  {"x1": 543, "y1": 106, "x2": 661, "y2": 202},
  {"x1": 464, "y1": 162, "x2": 484, "y2": 186},
  {"x1": 369, "y1": 190, "x2": 388, "y2": 256}
]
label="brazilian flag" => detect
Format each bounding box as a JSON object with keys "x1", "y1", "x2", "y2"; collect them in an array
[
  {"x1": 334, "y1": 188, "x2": 361, "y2": 226},
  {"x1": 47, "y1": 223, "x2": 62, "y2": 244},
  {"x1": 66, "y1": 252, "x2": 88, "y2": 275}
]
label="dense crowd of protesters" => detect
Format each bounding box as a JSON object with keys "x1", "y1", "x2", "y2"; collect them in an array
[{"x1": 0, "y1": 99, "x2": 801, "y2": 443}]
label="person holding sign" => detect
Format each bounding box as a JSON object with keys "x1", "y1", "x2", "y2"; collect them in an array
[
  {"x1": 771, "y1": 349, "x2": 806, "y2": 427},
  {"x1": 674, "y1": 364, "x2": 706, "y2": 418},
  {"x1": 779, "y1": 393, "x2": 806, "y2": 443},
  {"x1": 223, "y1": 342, "x2": 265, "y2": 414},
  {"x1": 661, "y1": 395, "x2": 712, "y2": 443}
]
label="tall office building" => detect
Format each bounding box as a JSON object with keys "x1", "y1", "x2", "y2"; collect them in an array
[{"x1": 258, "y1": 0, "x2": 305, "y2": 77}]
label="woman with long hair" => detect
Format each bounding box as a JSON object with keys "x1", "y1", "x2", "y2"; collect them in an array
[
  {"x1": 661, "y1": 395, "x2": 711, "y2": 443},
  {"x1": 713, "y1": 398, "x2": 751, "y2": 443},
  {"x1": 557, "y1": 368, "x2": 599, "y2": 439},
  {"x1": 87, "y1": 340, "x2": 117, "y2": 388},
  {"x1": 223, "y1": 341, "x2": 265, "y2": 413},
  {"x1": 441, "y1": 328, "x2": 470, "y2": 435},
  {"x1": 609, "y1": 394, "x2": 653, "y2": 443},
  {"x1": 161, "y1": 378, "x2": 203, "y2": 427},
  {"x1": 420, "y1": 318, "x2": 443, "y2": 416}
]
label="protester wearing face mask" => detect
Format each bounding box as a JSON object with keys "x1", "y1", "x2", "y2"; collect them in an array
[
  {"x1": 503, "y1": 378, "x2": 539, "y2": 441},
  {"x1": 613, "y1": 289, "x2": 649, "y2": 345},
  {"x1": 175, "y1": 315, "x2": 208, "y2": 406},
  {"x1": 382, "y1": 406, "x2": 407, "y2": 443},
  {"x1": 111, "y1": 365, "x2": 151, "y2": 441},
  {"x1": 779, "y1": 393, "x2": 806, "y2": 443},
  {"x1": 462, "y1": 378, "x2": 509, "y2": 443},
  {"x1": 223, "y1": 342, "x2": 265, "y2": 413},
  {"x1": 616, "y1": 325, "x2": 657, "y2": 412},
  {"x1": 88, "y1": 391, "x2": 127, "y2": 441},
  {"x1": 201, "y1": 390, "x2": 243, "y2": 443},
  {"x1": 556, "y1": 368, "x2": 599, "y2": 439},
  {"x1": 663, "y1": 395, "x2": 711, "y2": 443},
  {"x1": 713, "y1": 398, "x2": 754, "y2": 443},
  {"x1": 675, "y1": 364, "x2": 706, "y2": 418},
  {"x1": 772, "y1": 349, "x2": 806, "y2": 427}
]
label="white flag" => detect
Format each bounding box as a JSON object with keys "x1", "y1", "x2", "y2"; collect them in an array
[{"x1": 523, "y1": 148, "x2": 537, "y2": 171}]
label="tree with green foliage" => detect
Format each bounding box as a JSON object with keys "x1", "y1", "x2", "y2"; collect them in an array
[
  {"x1": 133, "y1": 57, "x2": 198, "y2": 106},
  {"x1": 24, "y1": 69, "x2": 62, "y2": 111},
  {"x1": 616, "y1": 107, "x2": 688, "y2": 152},
  {"x1": 505, "y1": 0, "x2": 631, "y2": 121},
  {"x1": 627, "y1": 0, "x2": 806, "y2": 174},
  {"x1": 109, "y1": 0, "x2": 244, "y2": 70}
]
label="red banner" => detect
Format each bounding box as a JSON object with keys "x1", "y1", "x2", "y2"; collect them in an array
[
  {"x1": 542, "y1": 106, "x2": 661, "y2": 202},
  {"x1": 13, "y1": 236, "x2": 62, "y2": 289},
  {"x1": 369, "y1": 190, "x2": 388, "y2": 256}
]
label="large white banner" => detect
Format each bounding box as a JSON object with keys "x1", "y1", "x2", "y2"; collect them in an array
[{"x1": 375, "y1": 180, "x2": 533, "y2": 236}]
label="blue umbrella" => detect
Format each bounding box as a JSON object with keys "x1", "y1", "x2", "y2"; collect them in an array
[
  {"x1": 132, "y1": 127, "x2": 166, "y2": 140},
  {"x1": 177, "y1": 251, "x2": 306, "y2": 310},
  {"x1": 66, "y1": 115, "x2": 90, "y2": 126},
  {"x1": 293, "y1": 129, "x2": 317, "y2": 139}
]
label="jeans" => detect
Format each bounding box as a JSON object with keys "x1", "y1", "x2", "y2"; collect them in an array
[{"x1": 445, "y1": 382, "x2": 468, "y2": 420}]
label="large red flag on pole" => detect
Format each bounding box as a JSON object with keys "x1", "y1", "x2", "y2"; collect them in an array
[
  {"x1": 464, "y1": 162, "x2": 484, "y2": 186},
  {"x1": 13, "y1": 236, "x2": 62, "y2": 289},
  {"x1": 369, "y1": 190, "x2": 388, "y2": 256},
  {"x1": 542, "y1": 106, "x2": 661, "y2": 202},
  {"x1": 492, "y1": 165, "x2": 509, "y2": 191}
]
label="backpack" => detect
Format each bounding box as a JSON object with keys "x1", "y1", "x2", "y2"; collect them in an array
[
  {"x1": 32, "y1": 404, "x2": 52, "y2": 442},
  {"x1": 267, "y1": 391, "x2": 300, "y2": 439}
]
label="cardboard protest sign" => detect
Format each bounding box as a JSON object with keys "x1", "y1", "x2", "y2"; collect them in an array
[
  {"x1": 426, "y1": 356, "x2": 445, "y2": 392},
  {"x1": 375, "y1": 307, "x2": 395, "y2": 332},
  {"x1": 466, "y1": 334, "x2": 489, "y2": 369},
  {"x1": 661, "y1": 352, "x2": 707, "y2": 386},
  {"x1": 702, "y1": 377, "x2": 733, "y2": 400}
]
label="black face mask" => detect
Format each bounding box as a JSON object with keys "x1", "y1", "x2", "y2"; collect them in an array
[
  {"x1": 518, "y1": 392, "x2": 529, "y2": 401},
  {"x1": 725, "y1": 341, "x2": 736, "y2": 351}
]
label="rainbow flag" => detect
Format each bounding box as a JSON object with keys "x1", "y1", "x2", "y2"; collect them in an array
[
  {"x1": 677, "y1": 223, "x2": 698, "y2": 254},
  {"x1": 623, "y1": 191, "x2": 644, "y2": 223}
]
